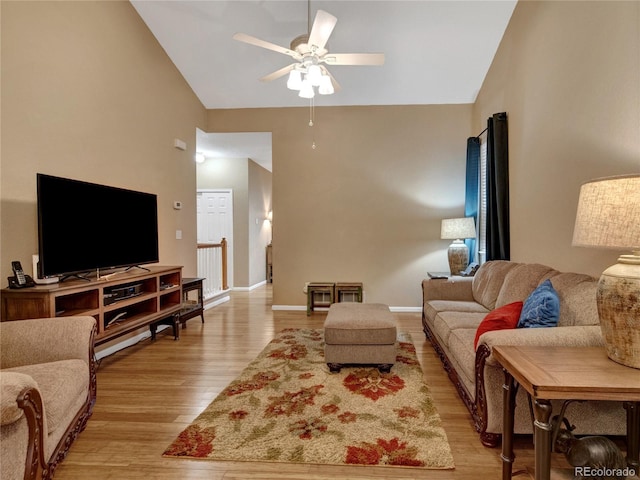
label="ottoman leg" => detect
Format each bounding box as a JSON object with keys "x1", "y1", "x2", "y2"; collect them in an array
[
  {"x1": 327, "y1": 363, "x2": 342, "y2": 373},
  {"x1": 378, "y1": 364, "x2": 393, "y2": 374}
]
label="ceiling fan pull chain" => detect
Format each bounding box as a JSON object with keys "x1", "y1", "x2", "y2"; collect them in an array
[{"x1": 310, "y1": 98, "x2": 316, "y2": 149}]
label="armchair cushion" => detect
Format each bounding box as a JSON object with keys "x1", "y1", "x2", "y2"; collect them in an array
[{"x1": 5, "y1": 359, "x2": 88, "y2": 434}]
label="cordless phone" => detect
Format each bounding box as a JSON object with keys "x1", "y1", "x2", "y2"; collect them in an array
[{"x1": 8, "y1": 261, "x2": 35, "y2": 288}]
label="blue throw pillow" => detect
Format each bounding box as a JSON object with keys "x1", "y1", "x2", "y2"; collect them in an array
[{"x1": 517, "y1": 279, "x2": 560, "y2": 328}]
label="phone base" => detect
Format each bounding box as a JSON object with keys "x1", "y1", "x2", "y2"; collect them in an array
[{"x1": 34, "y1": 276, "x2": 59, "y2": 285}]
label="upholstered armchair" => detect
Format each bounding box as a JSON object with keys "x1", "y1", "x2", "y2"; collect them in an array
[{"x1": 0, "y1": 316, "x2": 97, "y2": 480}]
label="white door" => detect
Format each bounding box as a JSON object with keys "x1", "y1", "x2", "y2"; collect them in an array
[{"x1": 197, "y1": 190, "x2": 233, "y2": 289}]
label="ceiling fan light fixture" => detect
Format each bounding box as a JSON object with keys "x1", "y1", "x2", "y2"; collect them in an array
[
  {"x1": 298, "y1": 77, "x2": 315, "y2": 98},
  {"x1": 318, "y1": 74, "x2": 334, "y2": 95},
  {"x1": 287, "y1": 69, "x2": 302, "y2": 90},
  {"x1": 307, "y1": 64, "x2": 322, "y2": 87}
]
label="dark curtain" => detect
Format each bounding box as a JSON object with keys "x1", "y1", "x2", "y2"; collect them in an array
[
  {"x1": 464, "y1": 137, "x2": 480, "y2": 264},
  {"x1": 486, "y1": 112, "x2": 510, "y2": 261}
]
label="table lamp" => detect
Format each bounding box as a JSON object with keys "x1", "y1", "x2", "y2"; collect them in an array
[
  {"x1": 572, "y1": 174, "x2": 640, "y2": 369},
  {"x1": 441, "y1": 217, "x2": 476, "y2": 275}
]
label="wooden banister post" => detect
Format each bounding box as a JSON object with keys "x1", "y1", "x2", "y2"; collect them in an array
[{"x1": 221, "y1": 238, "x2": 228, "y2": 290}]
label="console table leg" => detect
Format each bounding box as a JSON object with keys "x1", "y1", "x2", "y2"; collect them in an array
[
  {"x1": 624, "y1": 401, "x2": 640, "y2": 472},
  {"x1": 501, "y1": 371, "x2": 518, "y2": 480},
  {"x1": 533, "y1": 398, "x2": 553, "y2": 480}
]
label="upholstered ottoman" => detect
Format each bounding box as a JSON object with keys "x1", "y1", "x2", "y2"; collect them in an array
[{"x1": 324, "y1": 303, "x2": 397, "y2": 373}]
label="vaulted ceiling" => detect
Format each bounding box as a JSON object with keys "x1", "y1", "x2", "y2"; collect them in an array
[{"x1": 131, "y1": 0, "x2": 517, "y2": 169}]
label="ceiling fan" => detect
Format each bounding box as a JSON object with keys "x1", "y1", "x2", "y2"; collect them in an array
[{"x1": 233, "y1": 4, "x2": 384, "y2": 99}]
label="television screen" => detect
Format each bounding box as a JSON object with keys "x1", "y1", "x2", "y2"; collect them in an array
[{"x1": 37, "y1": 173, "x2": 159, "y2": 278}]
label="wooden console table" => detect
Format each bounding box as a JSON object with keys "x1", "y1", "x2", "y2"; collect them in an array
[{"x1": 493, "y1": 346, "x2": 640, "y2": 480}]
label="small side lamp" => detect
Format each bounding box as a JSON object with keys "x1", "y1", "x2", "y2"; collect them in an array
[
  {"x1": 441, "y1": 217, "x2": 476, "y2": 275},
  {"x1": 572, "y1": 174, "x2": 640, "y2": 369}
]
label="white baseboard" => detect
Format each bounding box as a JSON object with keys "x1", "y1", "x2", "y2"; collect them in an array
[
  {"x1": 95, "y1": 326, "x2": 170, "y2": 360},
  {"x1": 272, "y1": 305, "x2": 307, "y2": 311},
  {"x1": 233, "y1": 280, "x2": 267, "y2": 292},
  {"x1": 204, "y1": 295, "x2": 230, "y2": 309},
  {"x1": 389, "y1": 306, "x2": 422, "y2": 313},
  {"x1": 272, "y1": 304, "x2": 421, "y2": 313}
]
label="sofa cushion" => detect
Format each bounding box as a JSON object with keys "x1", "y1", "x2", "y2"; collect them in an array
[
  {"x1": 495, "y1": 264, "x2": 557, "y2": 308},
  {"x1": 433, "y1": 311, "x2": 486, "y2": 348},
  {"x1": 5, "y1": 359, "x2": 88, "y2": 434},
  {"x1": 448, "y1": 328, "x2": 478, "y2": 388},
  {"x1": 472, "y1": 261, "x2": 519, "y2": 310},
  {"x1": 424, "y1": 300, "x2": 489, "y2": 323},
  {"x1": 474, "y1": 301, "x2": 523, "y2": 350},
  {"x1": 550, "y1": 273, "x2": 600, "y2": 326},
  {"x1": 517, "y1": 279, "x2": 560, "y2": 328}
]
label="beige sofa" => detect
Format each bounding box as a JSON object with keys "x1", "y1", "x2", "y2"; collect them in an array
[
  {"x1": 422, "y1": 260, "x2": 626, "y2": 447},
  {"x1": 1, "y1": 316, "x2": 97, "y2": 480}
]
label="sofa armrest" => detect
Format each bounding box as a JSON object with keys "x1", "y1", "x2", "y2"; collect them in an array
[
  {"x1": 477, "y1": 325, "x2": 604, "y2": 367},
  {"x1": 422, "y1": 276, "x2": 474, "y2": 302},
  {"x1": 0, "y1": 316, "x2": 96, "y2": 369},
  {"x1": 472, "y1": 325, "x2": 605, "y2": 446}
]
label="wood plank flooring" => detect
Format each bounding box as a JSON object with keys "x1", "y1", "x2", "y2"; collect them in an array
[{"x1": 55, "y1": 284, "x2": 556, "y2": 479}]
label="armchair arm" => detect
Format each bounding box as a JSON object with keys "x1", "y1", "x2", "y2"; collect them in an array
[
  {"x1": 422, "y1": 276, "x2": 474, "y2": 302},
  {"x1": 477, "y1": 325, "x2": 604, "y2": 367},
  {"x1": 0, "y1": 316, "x2": 96, "y2": 369},
  {"x1": 0, "y1": 371, "x2": 48, "y2": 480},
  {"x1": 0, "y1": 371, "x2": 39, "y2": 426}
]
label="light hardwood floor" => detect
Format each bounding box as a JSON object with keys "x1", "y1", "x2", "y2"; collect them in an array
[{"x1": 55, "y1": 284, "x2": 555, "y2": 479}]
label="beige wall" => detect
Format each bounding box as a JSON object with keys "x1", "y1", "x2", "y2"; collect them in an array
[
  {"x1": 248, "y1": 160, "x2": 273, "y2": 287},
  {"x1": 5, "y1": 0, "x2": 635, "y2": 313},
  {"x1": 1, "y1": 1, "x2": 205, "y2": 280},
  {"x1": 474, "y1": 0, "x2": 640, "y2": 278},
  {"x1": 196, "y1": 157, "x2": 273, "y2": 288},
  {"x1": 207, "y1": 105, "x2": 473, "y2": 307}
]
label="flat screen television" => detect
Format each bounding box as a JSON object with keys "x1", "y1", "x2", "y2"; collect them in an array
[{"x1": 37, "y1": 173, "x2": 159, "y2": 279}]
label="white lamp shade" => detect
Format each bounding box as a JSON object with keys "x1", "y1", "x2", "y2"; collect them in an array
[
  {"x1": 572, "y1": 174, "x2": 640, "y2": 369},
  {"x1": 287, "y1": 70, "x2": 302, "y2": 90},
  {"x1": 318, "y1": 74, "x2": 334, "y2": 95},
  {"x1": 307, "y1": 64, "x2": 322, "y2": 87},
  {"x1": 441, "y1": 217, "x2": 476, "y2": 240},
  {"x1": 572, "y1": 175, "x2": 640, "y2": 251},
  {"x1": 298, "y1": 77, "x2": 315, "y2": 99}
]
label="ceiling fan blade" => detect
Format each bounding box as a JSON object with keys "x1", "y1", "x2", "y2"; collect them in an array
[
  {"x1": 308, "y1": 10, "x2": 337, "y2": 52},
  {"x1": 260, "y1": 64, "x2": 297, "y2": 82},
  {"x1": 323, "y1": 53, "x2": 385, "y2": 66},
  {"x1": 233, "y1": 33, "x2": 301, "y2": 59}
]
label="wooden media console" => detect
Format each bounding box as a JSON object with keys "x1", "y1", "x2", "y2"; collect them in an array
[{"x1": 1, "y1": 265, "x2": 182, "y2": 345}]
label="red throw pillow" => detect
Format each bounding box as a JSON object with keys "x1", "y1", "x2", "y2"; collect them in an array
[{"x1": 474, "y1": 301, "x2": 524, "y2": 350}]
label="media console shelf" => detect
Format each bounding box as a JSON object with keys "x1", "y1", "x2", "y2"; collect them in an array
[{"x1": 1, "y1": 266, "x2": 182, "y2": 345}]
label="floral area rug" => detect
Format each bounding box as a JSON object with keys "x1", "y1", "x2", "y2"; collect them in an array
[{"x1": 163, "y1": 328, "x2": 455, "y2": 470}]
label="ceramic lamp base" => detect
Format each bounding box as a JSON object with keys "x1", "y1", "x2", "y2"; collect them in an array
[
  {"x1": 597, "y1": 254, "x2": 640, "y2": 369},
  {"x1": 447, "y1": 240, "x2": 469, "y2": 276}
]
